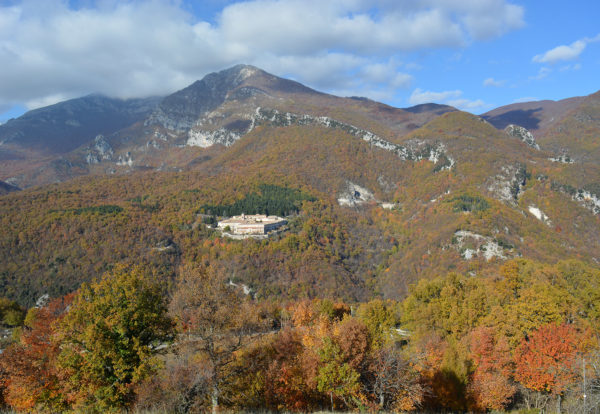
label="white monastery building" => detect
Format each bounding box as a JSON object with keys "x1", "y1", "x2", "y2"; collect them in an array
[{"x1": 218, "y1": 214, "x2": 287, "y2": 235}]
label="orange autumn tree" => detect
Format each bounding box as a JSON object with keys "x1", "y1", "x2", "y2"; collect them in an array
[
  {"x1": 467, "y1": 326, "x2": 516, "y2": 411},
  {"x1": 262, "y1": 300, "x2": 331, "y2": 411},
  {"x1": 264, "y1": 328, "x2": 315, "y2": 411},
  {"x1": 0, "y1": 295, "x2": 73, "y2": 412},
  {"x1": 263, "y1": 300, "x2": 371, "y2": 412},
  {"x1": 514, "y1": 323, "x2": 583, "y2": 400}
]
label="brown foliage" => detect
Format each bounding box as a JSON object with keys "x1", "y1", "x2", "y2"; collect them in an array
[
  {"x1": 334, "y1": 316, "x2": 370, "y2": 371},
  {"x1": 264, "y1": 328, "x2": 318, "y2": 411},
  {"x1": 369, "y1": 345, "x2": 426, "y2": 410},
  {"x1": 135, "y1": 345, "x2": 213, "y2": 413}
]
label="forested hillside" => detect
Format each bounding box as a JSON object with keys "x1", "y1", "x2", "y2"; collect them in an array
[{"x1": 2, "y1": 100, "x2": 600, "y2": 305}]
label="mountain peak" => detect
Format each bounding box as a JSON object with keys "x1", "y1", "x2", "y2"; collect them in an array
[
  {"x1": 225, "y1": 63, "x2": 262, "y2": 78},
  {"x1": 198, "y1": 64, "x2": 264, "y2": 88},
  {"x1": 148, "y1": 64, "x2": 321, "y2": 131},
  {"x1": 149, "y1": 65, "x2": 265, "y2": 131}
]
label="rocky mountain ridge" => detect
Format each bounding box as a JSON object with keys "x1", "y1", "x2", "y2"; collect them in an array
[
  {"x1": 0, "y1": 65, "x2": 598, "y2": 195},
  {"x1": 0, "y1": 65, "x2": 459, "y2": 188}
]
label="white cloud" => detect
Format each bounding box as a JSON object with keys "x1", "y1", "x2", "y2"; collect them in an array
[
  {"x1": 0, "y1": 0, "x2": 524, "y2": 111},
  {"x1": 447, "y1": 98, "x2": 486, "y2": 111},
  {"x1": 409, "y1": 88, "x2": 462, "y2": 105},
  {"x1": 513, "y1": 96, "x2": 539, "y2": 103},
  {"x1": 260, "y1": 53, "x2": 367, "y2": 91},
  {"x1": 409, "y1": 88, "x2": 488, "y2": 112},
  {"x1": 361, "y1": 61, "x2": 414, "y2": 88},
  {"x1": 533, "y1": 40, "x2": 586, "y2": 64},
  {"x1": 404, "y1": 62, "x2": 423, "y2": 71},
  {"x1": 559, "y1": 63, "x2": 582, "y2": 72},
  {"x1": 447, "y1": 0, "x2": 524, "y2": 40},
  {"x1": 533, "y1": 34, "x2": 600, "y2": 65},
  {"x1": 218, "y1": 0, "x2": 493, "y2": 54},
  {"x1": 256, "y1": 54, "x2": 413, "y2": 101},
  {"x1": 529, "y1": 67, "x2": 551, "y2": 80},
  {"x1": 483, "y1": 77, "x2": 505, "y2": 87}
]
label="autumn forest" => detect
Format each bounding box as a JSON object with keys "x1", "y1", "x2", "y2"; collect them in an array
[{"x1": 1, "y1": 257, "x2": 599, "y2": 413}]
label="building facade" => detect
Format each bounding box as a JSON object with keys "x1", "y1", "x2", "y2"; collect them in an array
[{"x1": 217, "y1": 214, "x2": 287, "y2": 235}]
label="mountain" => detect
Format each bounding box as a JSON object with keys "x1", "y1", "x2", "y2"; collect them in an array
[
  {"x1": 0, "y1": 95, "x2": 161, "y2": 185},
  {"x1": 3, "y1": 66, "x2": 599, "y2": 191},
  {"x1": 533, "y1": 91, "x2": 600, "y2": 163},
  {"x1": 0, "y1": 65, "x2": 454, "y2": 189},
  {"x1": 149, "y1": 64, "x2": 324, "y2": 132},
  {"x1": 0, "y1": 64, "x2": 599, "y2": 306},
  {"x1": 482, "y1": 96, "x2": 585, "y2": 133},
  {"x1": 0, "y1": 94, "x2": 161, "y2": 154},
  {"x1": 482, "y1": 91, "x2": 600, "y2": 163}
]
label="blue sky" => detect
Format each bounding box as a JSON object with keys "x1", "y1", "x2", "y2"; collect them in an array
[{"x1": 0, "y1": 0, "x2": 599, "y2": 123}]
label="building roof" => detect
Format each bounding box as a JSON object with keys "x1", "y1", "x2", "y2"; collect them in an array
[{"x1": 218, "y1": 214, "x2": 285, "y2": 226}]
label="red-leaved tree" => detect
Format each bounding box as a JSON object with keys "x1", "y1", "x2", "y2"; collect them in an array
[
  {"x1": 468, "y1": 326, "x2": 516, "y2": 411},
  {"x1": 0, "y1": 295, "x2": 73, "y2": 412},
  {"x1": 514, "y1": 322, "x2": 582, "y2": 409}
]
